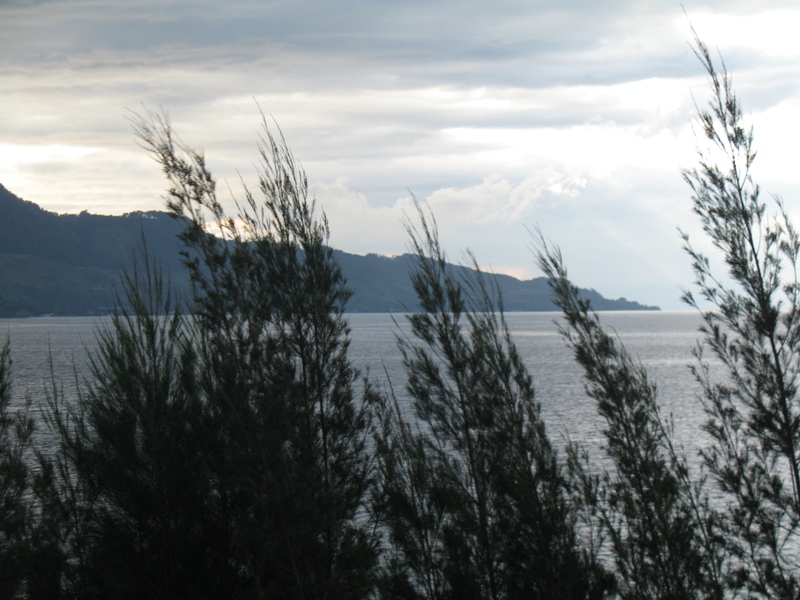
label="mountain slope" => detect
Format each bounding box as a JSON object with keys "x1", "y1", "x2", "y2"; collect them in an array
[{"x1": 0, "y1": 184, "x2": 658, "y2": 316}]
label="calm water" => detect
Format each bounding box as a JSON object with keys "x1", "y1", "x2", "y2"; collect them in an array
[{"x1": 1, "y1": 311, "x2": 708, "y2": 460}]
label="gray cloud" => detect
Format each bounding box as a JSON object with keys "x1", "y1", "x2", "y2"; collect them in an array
[{"x1": 2, "y1": 0, "x2": 799, "y2": 309}]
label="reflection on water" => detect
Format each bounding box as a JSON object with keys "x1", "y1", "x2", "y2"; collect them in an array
[{"x1": 3, "y1": 311, "x2": 708, "y2": 463}]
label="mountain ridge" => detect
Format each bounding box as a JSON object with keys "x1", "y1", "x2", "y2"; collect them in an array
[{"x1": 0, "y1": 183, "x2": 659, "y2": 316}]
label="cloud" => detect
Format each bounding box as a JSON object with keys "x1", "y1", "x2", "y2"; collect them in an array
[
  {"x1": 3, "y1": 0, "x2": 800, "y2": 310},
  {"x1": 424, "y1": 170, "x2": 587, "y2": 225},
  {"x1": 313, "y1": 170, "x2": 587, "y2": 262}
]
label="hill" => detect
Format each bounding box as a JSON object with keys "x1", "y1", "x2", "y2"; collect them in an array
[{"x1": 0, "y1": 184, "x2": 658, "y2": 316}]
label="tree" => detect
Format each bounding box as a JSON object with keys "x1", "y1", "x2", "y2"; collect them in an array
[
  {"x1": 533, "y1": 33, "x2": 800, "y2": 600},
  {"x1": 132, "y1": 111, "x2": 378, "y2": 598},
  {"x1": 0, "y1": 339, "x2": 65, "y2": 600},
  {"x1": 45, "y1": 250, "x2": 232, "y2": 599},
  {"x1": 536, "y1": 240, "x2": 726, "y2": 599},
  {"x1": 374, "y1": 204, "x2": 613, "y2": 599},
  {"x1": 34, "y1": 112, "x2": 380, "y2": 599},
  {"x1": 681, "y1": 36, "x2": 800, "y2": 598},
  {"x1": 0, "y1": 339, "x2": 33, "y2": 598}
]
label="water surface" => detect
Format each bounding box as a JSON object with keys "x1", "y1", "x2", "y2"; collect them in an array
[{"x1": 2, "y1": 311, "x2": 708, "y2": 461}]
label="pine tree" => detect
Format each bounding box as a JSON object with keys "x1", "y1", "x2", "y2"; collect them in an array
[
  {"x1": 0, "y1": 339, "x2": 32, "y2": 598},
  {"x1": 45, "y1": 250, "x2": 232, "y2": 599},
  {"x1": 536, "y1": 240, "x2": 725, "y2": 599},
  {"x1": 0, "y1": 339, "x2": 67, "y2": 599},
  {"x1": 133, "y1": 111, "x2": 378, "y2": 598},
  {"x1": 681, "y1": 35, "x2": 800, "y2": 598},
  {"x1": 375, "y1": 204, "x2": 612, "y2": 599}
]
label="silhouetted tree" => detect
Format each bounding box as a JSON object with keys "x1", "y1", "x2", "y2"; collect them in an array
[
  {"x1": 0, "y1": 339, "x2": 32, "y2": 599},
  {"x1": 532, "y1": 33, "x2": 800, "y2": 600},
  {"x1": 133, "y1": 111, "x2": 379, "y2": 599},
  {"x1": 682, "y1": 35, "x2": 800, "y2": 598},
  {"x1": 374, "y1": 205, "x2": 613, "y2": 599},
  {"x1": 44, "y1": 251, "x2": 234, "y2": 599},
  {"x1": 39, "y1": 112, "x2": 379, "y2": 599},
  {"x1": 0, "y1": 339, "x2": 66, "y2": 600},
  {"x1": 536, "y1": 239, "x2": 726, "y2": 599}
]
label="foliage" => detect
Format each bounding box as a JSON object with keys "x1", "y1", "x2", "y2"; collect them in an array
[
  {"x1": 0, "y1": 339, "x2": 64, "y2": 599},
  {"x1": 0, "y1": 339, "x2": 32, "y2": 598},
  {"x1": 530, "y1": 33, "x2": 800, "y2": 600},
  {"x1": 43, "y1": 249, "x2": 233, "y2": 599},
  {"x1": 681, "y1": 36, "x2": 800, "y2": 598},
  {"x1": 536, "y1": 240, "x2": 726, "y2": 599},
  {"x1": 374, "y1": 205, "x2": 613, "y2": 599},
  {"x1": 30, "y1": 112, "x2": 380, "y2": 599},
  {"x1": 132, "y1": 111, "x2": 379, "y2": 598}
]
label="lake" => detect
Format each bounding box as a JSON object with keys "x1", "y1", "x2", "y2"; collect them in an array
[{"x1": 1, "y1": 310, "x2": 709, "y2": 462}]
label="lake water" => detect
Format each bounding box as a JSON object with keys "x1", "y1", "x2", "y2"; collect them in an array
[{"x1": 1, "y1": 310, "x2": 709, "y2": 462}]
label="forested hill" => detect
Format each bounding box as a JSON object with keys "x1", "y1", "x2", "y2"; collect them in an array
[{"x1": 0, "y1": 184, "x2": 658, "y2": 316}]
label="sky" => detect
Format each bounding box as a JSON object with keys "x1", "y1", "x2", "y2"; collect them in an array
[{"x1": 3, "y1": 1, "x2": 800, "y2": 310}]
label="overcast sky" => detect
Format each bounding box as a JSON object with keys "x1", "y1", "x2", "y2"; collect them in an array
[{"x1": 3, "y1": 0, "x2": 800, "y2": 309}]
